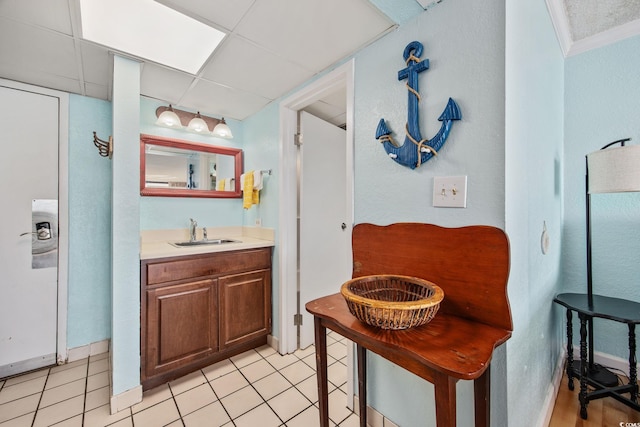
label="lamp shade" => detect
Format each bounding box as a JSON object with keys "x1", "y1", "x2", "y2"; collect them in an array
[
  {"x1": 587, "y1": 144, "x2": 640, "y2": 193},
  {"x1": 212, "y1": 118, "x2": 233, "y2": 138},
  {"x1": 155, "y1": 106, "x2": 182, "y2": 128},
  {"x1": 187, "y1": 112, "x2": 209, "y2": 134}
]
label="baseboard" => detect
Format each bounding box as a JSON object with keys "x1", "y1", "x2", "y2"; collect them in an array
[
  {"x1": 267, "y1": 334, "x2": 278, "y2": 352},
  {"x1": 536, "y1": 346, "x2": 566, "y2": 427},
  {"x1": 573, "y1": 344, "x2": 635, "y2": 377},
  {"x1": 353, "y1": 395, "x2": 400, "y2": 427},
  {"x1": 110, "y1": 385, "x2": 142, "y2": 415},
  {"x1": 67, "y1": 339, "x2": 110, "y2": 363}
]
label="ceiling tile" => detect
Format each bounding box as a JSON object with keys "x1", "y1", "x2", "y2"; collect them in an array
[
  {"x1": 0, "y1": 64, "x2": 81, "y2": 95},
  {"x1": 180, "y1": 79, "x2": 271, "y2": 121},
  {"x1": 0, "y1": 17, "x2": 78, "y2": 79},
  {"x1": 304, "y1": 101, "x2": 346, "y2": 126},
  {"x1": 235, "y1": 0, "x2": 394, "y2": 71},
  {"x1": 564, "y1": 0, "x2": 640, "y2": 41},
  {"x1": 201, "y1": 35, "x2": 315, "y2": 100},
  {"x1": 155, "y1": 0, "x2": 255, "y2": 31},
  {"x1": 81, "y1": 41, "x2": 111, "y2": 85},
  {"x1": 141, "y1": 63, "x2": 196, "y2": 105},
  {"x1": 84, "y1": 82, "x2": 110, "y2": 100},
  {"x1": 0, "y1": 0, "x2": 73, "y2": 35}
]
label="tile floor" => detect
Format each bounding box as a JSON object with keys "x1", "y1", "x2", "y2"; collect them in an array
[{"x1": 0, "y1": 332, "x2": 358, "y2": 427}]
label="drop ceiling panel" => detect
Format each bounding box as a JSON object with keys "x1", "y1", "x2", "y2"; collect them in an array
[
  {"x1": 154, "y1": 0, "x2": 255, "y2": 31},
  {"x1": 201, "y1": 35, "x2": 315, "y2": 100},
  {"x1": 180, "y1": 79, "x2": 271, "y2": 120},
  {"x1": 141, "y1": 63, "x2": 196, "y2": 105},
  {"x1": 235, "y1": 0, "x2": 394, "y2": 71},
  {"x1": 84, "y1": 81, "x2": 110, "y2": 100},
  {"x1": 0, "y1": 18, "x2": 78, "y2": 79},
  {"x1": 80, "y1": 42, "x2": 111, "y2": 85},
  {"x1": 0, "y1": 0, "x2": 73, "y2": 35},
  {"x1": 0, "y1": 65, "x2": 81, "y2": 94}
]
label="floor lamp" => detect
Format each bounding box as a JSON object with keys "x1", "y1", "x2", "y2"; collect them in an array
[{"x1": 585, "y1": 137, "x2": 640, "y2": 384}]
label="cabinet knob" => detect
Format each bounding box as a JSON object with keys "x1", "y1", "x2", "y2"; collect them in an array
[{"x1": 341, "y1": 223, "x2": 347, "y2": 230}]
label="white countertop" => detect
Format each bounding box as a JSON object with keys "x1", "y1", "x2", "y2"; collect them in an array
[{"x1": 140, "y1": 226, "x2": 275, "y2": 260}]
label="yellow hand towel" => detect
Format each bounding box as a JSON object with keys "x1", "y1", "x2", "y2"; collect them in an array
[{"x1": 243, "y1": 171, "x2": 254, "y2": 209}]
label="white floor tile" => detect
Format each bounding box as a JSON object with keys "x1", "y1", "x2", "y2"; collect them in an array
[
  {"x1": 0, "y1": 375, "x2": 46, "y2": 404},
  {"x1": 202, "y1": 359, "x2": 236, "y2": 381},
  {"x1": 86, "y1": 371, "x2": 109, "y2": 392},
  {"x1": 83, "y1": 404, "x2": 131, "y2": 427},
  {"x1": 233, "y1": 403, "x2": 281, "y2": 427},
  {"x1": 219, "y1": 385, "x2": 263, "y2": 419},
  {"x1": 0, "y1": 394, "x2": 40, "y2": 424},
  {"x1": 328, "y1": 361, "x2": 347, "y2": 388},
  {"x1": 285, "y1": 404, "x2": 322, "y2": 427},
  {"x1": 0, "y1": 412, "x2": 34, "y2": 427},
  {"x1": 252, "y1": 372, "x2": 292, "y2": 401},
  {"x1": 255, "y1": 344, "x2": 278, "y2": 358},
  {"x1": 45, "y1": 365, "x2": 87, "y2": 390},
  {"x1": 339, "y1": 413, "x2": 361, "y2": 427},
  {"x1": 174, "y1": 383, "x2": 217, "y2": 416},
  {"x1": 265, "y1": 352, "x2": 299, "y2": 371},
  {"x1": 84, "y1": 386, "x2": 110, "y2": 412},
  {"x1": 169, "y1": 370, "x2": 207, "y2": 395},
  {"x1": 327, "y1": 342, "x2": 347, "y2": 361},
  {"x1": 210, "y1": 370, "x2": 249, "y2": 398},
  {"x1": 39, "y1": 379, "x2": 85, "y2": 409},
  {"x1": 230, "y1": 350, "x2": 262, "y2": 368},
  {"x1": 50, "y1": 414, "x2": 83, "y2": 426},
  {"x1": 132, "y1": 398, "x2": 180, "y2": 426},
  {"x1": 279, "y1": 360, "x2": 316, "y2": 385},
  {"x1": 49, "y1": 359, "x2": 87, "y2": 375},
  {"x1": 267, "y1": 386, "x2": 312, "y2": 423},
  {"x1": 328, "y1": 389, "x2": 354, "y2": 425},
  {"x1": 3, "y1": 370, "x2": 48, "y2": 388},
  {"x1": 32, "y1": 395, "x2": 84, "y2": 427},
  {"x1": 131, "y1": 383, "x2": 171, "y2": 414},
  {"x1": 182, "y1": 401, "x2": 230, "y2": 427},
  {"x1": 240, "y1": 359, "x2": 276, "y2": 383},
  {"x1": 87, "y1": 358, "x2": 109, "y2": 376}
]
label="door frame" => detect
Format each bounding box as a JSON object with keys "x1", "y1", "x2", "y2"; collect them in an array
[
  {"x1": 0, "y1": 78, "x2": 69, "y2": 365},
  {"x1": 278, "y1": 59, "x2": 354, "y2": 355}
]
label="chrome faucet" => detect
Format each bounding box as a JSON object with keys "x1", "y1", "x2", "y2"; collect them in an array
[
  {"x1": 189, "y1": 218, "x2": 197, "y2": 242},
  {"x1": 203, "y1": 227, "x2": 208, "y2": 241}
]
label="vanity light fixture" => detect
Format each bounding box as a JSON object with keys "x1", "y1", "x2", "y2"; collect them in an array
[
  {"x1": 155, "y1": 105, "x2": 182, "y2": 129},
  {"x1": 187, "y1": 112, "x2": 209, "y2": 134},
  {"x1": 212, "y1": 118, "x2": 233, "y2": 139},
  {"x1": 155, "y1": 106, "x2": 233, "y2": 139}
]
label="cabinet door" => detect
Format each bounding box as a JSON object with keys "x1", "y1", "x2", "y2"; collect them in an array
[
  {"x1": 145, "y1": 279, "x2": 217, "y2": 378},
  {"x1": 219, "y1": 269, "x2": 271, "y2": 349}
]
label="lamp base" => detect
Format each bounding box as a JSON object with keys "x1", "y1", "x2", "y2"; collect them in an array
[{"x1": 572, "y1": 361, "x2": 619, "y2": 387}]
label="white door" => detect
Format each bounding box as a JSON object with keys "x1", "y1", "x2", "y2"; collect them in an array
[
  {"x1": 0, "y1": 85, "x2": 59, "y2": 377},
  {"x1": 299, "y1": 111, "x2": 351, "y2": 349}
]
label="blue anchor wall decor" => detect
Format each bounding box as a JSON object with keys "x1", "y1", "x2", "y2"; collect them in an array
[{"x1": 376, "y1": 41, "x2": 461, "y2": 169}]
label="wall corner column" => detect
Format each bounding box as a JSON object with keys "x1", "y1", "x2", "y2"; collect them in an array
[{"x1": 110, "y1": 55, "x2": 142, "y2": 412}]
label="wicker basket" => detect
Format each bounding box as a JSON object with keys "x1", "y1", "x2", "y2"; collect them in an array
[{"x1": 340, "y1": 275, "x2": 444, "y2": 330}]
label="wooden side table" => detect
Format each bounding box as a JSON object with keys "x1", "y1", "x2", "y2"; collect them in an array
[
  {"x1": 307, "y1": 294, "x2": 511, "y2": 427},
  {"x1": 553, "y1": 292, "x2": 640, "y2": 419}
]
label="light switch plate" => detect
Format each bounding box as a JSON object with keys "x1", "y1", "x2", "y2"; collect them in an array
[{"x1": 433, "y1": 176, "x2": 467, "y2": 208}]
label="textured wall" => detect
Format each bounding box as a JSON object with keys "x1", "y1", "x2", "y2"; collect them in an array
[
  {"x1": 563, "y1": 35, "x2": 640, "y2": 359},
  {"x1": 505, "y1": 0, "x2": 565, "y2": 426},
  {"x1": 352, "y1": 0, "x2": 505, "y2": 425},
  {"x1": 67, "y1": 95, "x2": 112, "y2": 348}
]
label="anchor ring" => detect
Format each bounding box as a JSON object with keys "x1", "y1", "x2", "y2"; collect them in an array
[{"x1": 403, "y1": 41, "x2": 423, "y2": 62}]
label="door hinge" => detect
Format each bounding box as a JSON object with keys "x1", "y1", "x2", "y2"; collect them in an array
[
  {"x1": 293, "y1": 313, "x2": 303, "y2": 326},
  {"x1": 294, "y1": 133, "x2": 303, "y2": 146}
]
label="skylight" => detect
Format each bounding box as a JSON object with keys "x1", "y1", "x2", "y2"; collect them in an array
[{"x1": 79, "y1": 0, "x2": 225, "y2": 74}]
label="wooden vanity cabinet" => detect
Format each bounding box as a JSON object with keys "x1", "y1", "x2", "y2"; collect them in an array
[{"x1": 141, "y1": 247, "x2": 272, "y2": 390}]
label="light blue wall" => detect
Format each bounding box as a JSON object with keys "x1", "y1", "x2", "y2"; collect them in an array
[
  {"x1": 505, "y1": 1, "x2": 565, "y2": 425},
  {"x1": 563, "y1": 35, "x2": 640, "y2": 359},
  {"x1": 139, "y1": 96, "x2": 244, "y2": 230},
  {"x1": 67, "y1": 95, "x2": 112, "y2": 348},
  {"x1": 352, "y1": 1, "x2": 505, "y2": 425},
  {"x1": 111, "y1": 56, "x2": 141, "y2": 395}
]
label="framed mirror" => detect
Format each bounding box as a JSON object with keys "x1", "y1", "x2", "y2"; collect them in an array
[{"x1": 140, "y1": 134, "x2": 243, "y2": 198}]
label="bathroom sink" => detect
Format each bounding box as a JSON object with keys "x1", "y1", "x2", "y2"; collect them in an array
[{"x1": 170, "y1": 239, "x2": 240, "y2": 247}]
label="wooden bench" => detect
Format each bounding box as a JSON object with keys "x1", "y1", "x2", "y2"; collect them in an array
[{"x1": 306, "y1": 223, "x2": 513, "y2": 427}]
